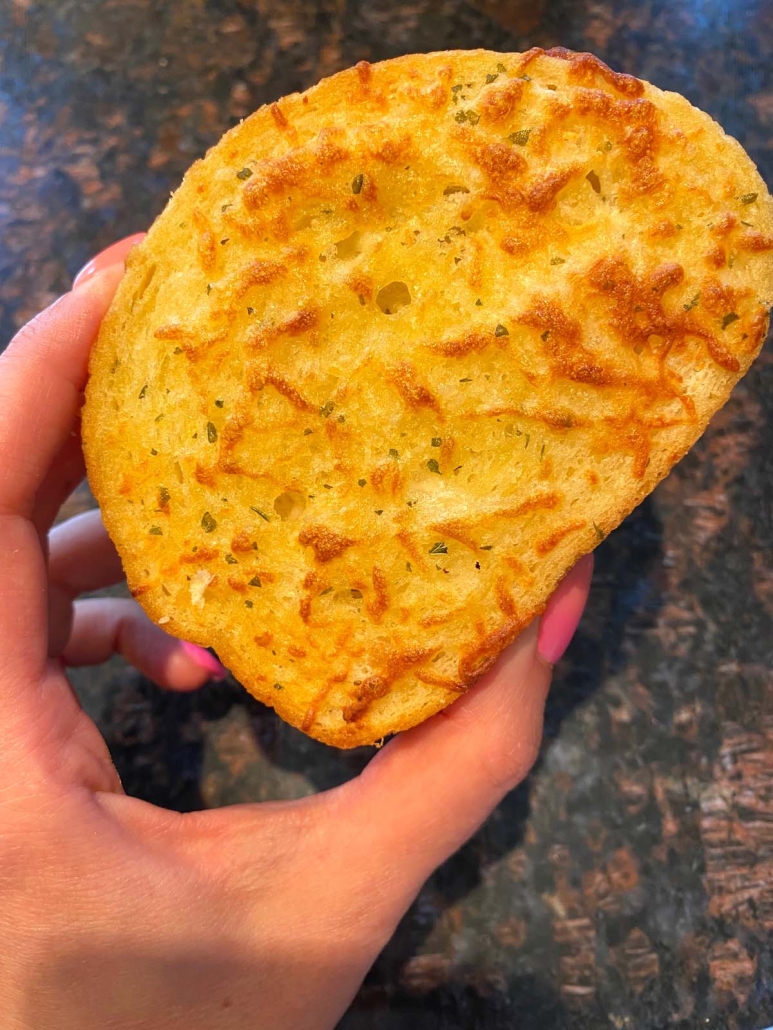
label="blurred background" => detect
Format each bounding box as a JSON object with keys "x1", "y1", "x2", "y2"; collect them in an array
[{"x1": 1, "y1": 1, "x2": 773, "y2": 1027}]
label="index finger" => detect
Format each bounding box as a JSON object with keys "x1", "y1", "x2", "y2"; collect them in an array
[{"x1": 0, "y1": 238, "x2": 140, "y2": 520}]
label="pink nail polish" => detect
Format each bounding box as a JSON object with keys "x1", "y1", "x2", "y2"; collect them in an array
[
  {"x1": 537, "y1": 553, "x2": 594, "y2": 664},
  {"x1": 72, "y1": 233, "x2": 147, "y2": 289},
  {"x1": 180, "y1": 641, "x2": 228, "y2": 681}
]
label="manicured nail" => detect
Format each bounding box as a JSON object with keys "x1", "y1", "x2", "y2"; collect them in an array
[
  {"x1": 72, "y1": 233, "x2": 147, "y2": 289},
  {"x1": 537, "y1": 553, "x2": 594, "y2": 664},
  {"x1": 180, "y1": 641, "x2": 228, "y2": 681}
]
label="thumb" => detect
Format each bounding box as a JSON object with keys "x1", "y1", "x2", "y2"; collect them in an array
[{"x1": 341, "y1": 554, "x2": 593, "y2": 889}]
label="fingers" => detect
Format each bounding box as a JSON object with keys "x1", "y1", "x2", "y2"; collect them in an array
[
  {"x1": 63, "y1": 598, "x2": 227, "y2": 691},
  {"x1": 341, "y1": 555, "x2": 594, "y2": 891},
  {"x1": 32, "y1": 429, "x2": 87, "y2": 537},
  {"x1": 48, "y1": 509, "x2": 125, "y2": 597},
  {"x1": 0, "y1": 267, "x2": 124, "y2": 521},
  {"x1": 0, "y1": 234, "x2": 144, "y2": 525}
]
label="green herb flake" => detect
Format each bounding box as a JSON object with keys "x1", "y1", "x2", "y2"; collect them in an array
[
  {"x1": 740, "y1": 192, "x2": 758, "y2": 205},
  {"x1": 247, "y1": 307, "x2": 254, "y2": 315},
  {"x1": 206, "y1": 421, "x2": 218, "y2": 443},
  {"x1": 427, "y1": 458, "x2": 441, "y2": 474},
  {"x1": 245, "y1": 600, "x2": 254, "y2": 608},
  {"x1": 319, "y1": 400, "x2": 335, "y2": 418},
  {"x1": 429, "y1": 542, "x2": 448, "y2": 555},
  {"x1": 303, "y1": 428, "x2": 313, "y2": 436},
  {"x1": 451, "y1": 84, "x2": 463, "y2": 93},
  {"x1": 406, "y1": 561, "x2": 413, "y2": 572},
  {"x1": 215, "y1": 399, "x2": 224, "y2": 408},
  {"x1": 150, "y1": 448, "x2": 158, "y2": 456},
  {"x1": 455, "y1": 110, "x2": 467, "y2": 124},
  {"x1": 223, "y1": 553, "x2": 237, "y2": 564},
  {"x1": 508, "y1": 129, "x2": 531, "y2": 146},
  {"x1": 486, "y1": 73, "x2": 499, "y2": 83},
  {"x1": 495, "y1": 324, "x2": 509, "y2": 337},
  {"x1": 221, "y1": 203, "x2": 232, "y2": 212},
  {"x1": 351, "y1": 173, "x2": 364, "y2": 194},
  {"x1": 273, "y1": 683, "x2": 283, "y2": 691},
  {"x1": 220, "y1": 238, "x2": 229, "y2": 245},
  {"x1": 249, "y1": 576, "x2": 262, "y2": 587},
  {"x1": 323, "y1": 484, "x2": 332, "y2": 490},
  {"x1": 496, "y1": 62, "x2": 507, "y2": 73},
  {"x1": 443, "y1": 184, "x2": 470, "y2": 196},
  {"x1": 466, "y1": 110, "x2": 480, "y2": 125},
  {"x1": 236, "y1": 167, "x2": 253, "y2": 180},
  {"x1": 173, "y1": 346, "x2": 183, "y2": 354},
  {"x1": 480, "y1": 544, "x2": 493, "y2": 551},
  {"x1": 722, "y1": 312, "x2": 740, "y2": 329},
  {"x1": 250, "y1": 506, "x2": 270, "y2": 522},
  {"x1": 683, "y1": 293, "x2": 700, "y2": 311},
  {"x1": 358, "y1": 478, "x2": 367, "y2": 487},
  {"x1": 138, "y1": 384, "x2": 148, "y2": 399},
  {"x1": 201, "y1": 511, "x2": 217, "y2": 533},
  {"x1": 374, "y1": 509, "x2": 384, "y2": 515},
  {"x1": 541, "y1": 330, "x2": 550, "y2": 341},
  {"x1": 519, "y1": 74, "x2": 531, "y2": 81},
  {"x1": 206, "y1": 284, "x2": 212, "y2": 295},
  {"x1": 475, "y1": 298, "x2": 483, "y2": 305},
  {"x1": 389, "y1": 448, "x2": 399, "y2": 459},
  {"x1": 149, "y1": 526, "x2": 163, "y2": 536},
  {"x1": 155, "y1": 413, "x2": 165, "y2": 423},
  {"x1": 431, "y1": 437, "x2": 442, "y2": 447},
  {"x1": 158, "y1": 487, "x2": 170, "y2": 507},
  {"x1": 593, "y1": 521, "x2": 605, "y2": 542},
  {"x1": 540, "y1": 443, "x2": 546, "y2": 460},
  {"x1": 524, "y1": 432, "x2": 530, "y2": 449},
  {"x1": 550, "y1": 257, "x2": 565, "y2": 265}
]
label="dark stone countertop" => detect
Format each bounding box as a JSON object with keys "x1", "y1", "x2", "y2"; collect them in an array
[{"x1": 2, "y1": 1, "x2": 773, "y2": 1026}]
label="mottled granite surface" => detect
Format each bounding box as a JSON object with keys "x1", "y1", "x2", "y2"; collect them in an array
[{"x1": 2, "y1": 1, "x2": 773, "y2": 1026}]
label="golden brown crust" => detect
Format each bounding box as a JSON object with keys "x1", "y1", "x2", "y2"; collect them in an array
[{"x1": 83, "y1": 49, "x2": 773, "y2": 747}]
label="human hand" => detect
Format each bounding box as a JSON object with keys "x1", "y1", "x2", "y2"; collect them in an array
[{"x1": 0, "y1": 237, "x2": 592, "y2": 1030}]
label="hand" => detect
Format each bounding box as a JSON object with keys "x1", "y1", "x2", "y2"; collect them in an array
[{"x1": 0, "y1": 237, "x2": 592, "y2": 1030}]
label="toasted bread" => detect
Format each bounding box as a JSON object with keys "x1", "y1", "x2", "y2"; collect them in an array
[{"x1": 83, "y1": 48, "x2": 773, "y2": 746}]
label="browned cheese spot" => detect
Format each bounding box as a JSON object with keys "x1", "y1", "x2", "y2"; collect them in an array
[
  {"x1": 387, "y1": 360, "x2": 442, "y2": 415},
  {"x1": 247, "y1": 364, "x2": 314, "y2": 411},
  {"x1": 544, "y1": 47, "x2": 645, "y2": 96},
  {"x1": 231, "y1": 530, "x2": 253, "y2": 553},
  {"x1": 342, "y1": 645, "x2": 433, "y2": 722},
  {"x1": 428, "y1": 328, "x2": 493, "y2": 357},
  {"x1": 479, "y1": 80, "x2": 525, "y2": 124},
  {"x1": 534, "y1": 520, "x2": 586, "y2": 556},
  {"x1": 313, "y1": 127, "x2": 350, "y2": 165},
  {"x1": 249, "y1": 305, "x2": 319, "y2": 349},
  {"x1": 370, "y1": 459, "x2": 404, "y2": 496},
  {"x1": 737, "y1": 230, "x2": 773, "y2": 252},
  {"x1": 458, "y1": 616, "x2": 527, "y2": 682},
  {"x1": 517, "y1": 298, "x2": 613, "y2": 384},
  {"x1": 270, "y1": 102, "x2": 288, "y2": 129},
  {"x1": 366, "y1": 566, "x2": 390, "y2": 623},
  {"x1": 298, "y1": 524, "x2": 356, "y2": 563},
  {"x1": 192, "y1": 208, "x2": 217, "y2": 272},
  {"x1": 495, "y1": 577, "x2": 517, "y2": 617},
  {"x1": 180, "y1": 546, "x2": 220, "y2": 564}
]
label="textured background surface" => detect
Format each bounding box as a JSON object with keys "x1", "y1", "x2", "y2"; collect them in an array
[{"x1": 1, "y1": 1, "x2": 773, "y2": 1026}]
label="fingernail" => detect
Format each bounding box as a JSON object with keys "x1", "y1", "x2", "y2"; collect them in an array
[
  {"x1": 537, "y1": 553, "x2": 594, "y2": 665},
  {"x1": 180, "y1": 641, "x2": 228, "y2": 681},
  {"x1": 72, "y1": 233, "x2": 146, "y2": 289}
]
